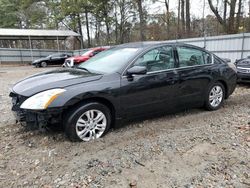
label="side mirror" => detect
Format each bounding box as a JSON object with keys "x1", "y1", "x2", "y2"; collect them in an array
[
  {"x1": 127, "y1": 66, "x2": 147, "y2": 76},
  {"x1": 89, "y1": 53, "x2": 94, "y2": 57}
]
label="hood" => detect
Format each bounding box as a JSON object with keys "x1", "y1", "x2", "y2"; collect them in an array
[
  {"x1": 32, "y1": 57, "x2": 49, "y2": 63},
  {"x1": 12, "y1": 68, "x2": 102, "y2": 96},
  {"x1": 66, "y1": 56, "x2": 80, "y2": 60},
  {"x1": 236, "y1": 59, "x2": 250, "y2": 68},
  {"x1": 66, "y1": 55, "x2": 89, "y2": 61}
]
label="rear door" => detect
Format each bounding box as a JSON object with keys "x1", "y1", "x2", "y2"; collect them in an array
[
  {"x1": 50, "y1": 54, "x2": 62, "y2": 65},
  {"x1": 120, "y1": 45, "x2": 179, "y2": 118},
  {"x1": 175, "y1": 46, "x2": 214, "y2": 106}
]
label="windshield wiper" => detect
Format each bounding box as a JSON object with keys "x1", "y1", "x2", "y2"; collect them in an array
[{"x1": 76, "y1": 67, "x2": 91, "y2": 73}]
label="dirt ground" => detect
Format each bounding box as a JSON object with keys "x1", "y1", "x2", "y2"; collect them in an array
[{"x1": 0, "y1": 66, "x2": 249, "y2": 188}]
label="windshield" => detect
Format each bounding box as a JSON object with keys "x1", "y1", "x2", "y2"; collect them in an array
[{"x1": 78, "y1": 48, "x2": 140, "y2": 74}]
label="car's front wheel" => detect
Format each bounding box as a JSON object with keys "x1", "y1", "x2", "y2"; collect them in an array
[
  {"x1": 64, "y1": 102, "x2": 111, "y2": 142},
  {"x1": 41, "y1": 61, "x2": 47, "y2": 67},
  {"x1": 205, "y1": 82, "x2": 225, "y2": 111}
]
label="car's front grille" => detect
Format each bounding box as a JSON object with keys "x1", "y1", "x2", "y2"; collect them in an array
[{"x1": 237, "y1": 67, "x2": 250, "y2": 74}]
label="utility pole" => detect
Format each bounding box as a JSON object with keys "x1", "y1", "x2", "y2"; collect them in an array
[{"x1": 203, "y1": 0, "x2": 206, "y2": 49}]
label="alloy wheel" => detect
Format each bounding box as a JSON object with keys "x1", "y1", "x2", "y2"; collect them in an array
[
  {"x1": 75, "y1": 109, "x2": 107, "y2": 141},
  {"x1": 209, "y1": 85, "x2": 223, "y2": 108}
]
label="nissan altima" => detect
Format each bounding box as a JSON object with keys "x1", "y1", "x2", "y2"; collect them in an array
[{"x1": 10, "y1": 42, "x2": 237, "y2": 142}]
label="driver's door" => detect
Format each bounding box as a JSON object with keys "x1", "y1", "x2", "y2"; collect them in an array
[
  {"x1": 50, "y1": 54, "x2": 62, "y2": 65},
  {"x1": 119, "y1": 45, "x2": 179, "y2": 118}
]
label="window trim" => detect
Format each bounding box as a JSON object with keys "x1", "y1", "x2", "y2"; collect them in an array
[
  {"x1": 122, "y1": 44, "x2": 177, "y2": 76},
  {"x1": 146, "y1": 63, "x2": 214, "y2": 75},
  {"x1": 122, "y1": 45, "x2": 214, "y2": 77},
  {"x1": 176, "y1": 46, "x2": 214, "y2": 68}
]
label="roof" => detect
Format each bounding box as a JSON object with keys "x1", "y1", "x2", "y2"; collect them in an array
[
  {"x1": 117, "y1": 41, "x2": 163, "y2": 48},
  {"x1": 116, "y1": 41, "x2": 193, "y2": 49},
  {"x1": 0, "y1": 28, "x2": 80, "y2": 40}
]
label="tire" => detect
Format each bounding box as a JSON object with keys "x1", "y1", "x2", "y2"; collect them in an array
[
  {"x1": 64, "y1": 102, "x2": 111, "y2": 142},
  {"x1": 41, "y1": 61, "x2": 47, "y2": 67},
  {"x1": 205, "y1": 82, "x2": 225, "y2": 111}
]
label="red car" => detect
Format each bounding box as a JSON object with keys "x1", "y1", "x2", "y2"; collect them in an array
[{"x1": 64, "y1": 47, "x2": 108, "y2": 67}]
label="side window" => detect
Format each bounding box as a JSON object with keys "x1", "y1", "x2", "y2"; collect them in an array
[
  {"x1": 134, "y1": 46, "x2": 175, "y2": 72},
  {"x1": 93, "y1": 50, "x2": 101, "y2": 56},
  {"x1": 177, "y1": 47, "x2": 212, "y2": 68},
  {"x1": 50, "y1": 54, "x2": 60, "y2": 59}
]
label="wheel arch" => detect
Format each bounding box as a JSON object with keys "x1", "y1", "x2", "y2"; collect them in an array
[
  {"x1": 216, "y1": 79, "x2": 229, "y2": 99},
  {"x1": 64, "y1": 96, "x2": 116, "y2": 128}
]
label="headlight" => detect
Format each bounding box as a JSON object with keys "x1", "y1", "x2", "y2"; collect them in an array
[{"x1": 20, "y1": 89, "x2": 66, "y2": 110}]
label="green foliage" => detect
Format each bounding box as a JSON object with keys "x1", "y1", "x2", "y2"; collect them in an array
[
  {"x1": 0, "y1": 0, "x2": 47, "y2": 28},
  {"x1": 0, "y1": 0, "x2": 19, "y2": 28}
]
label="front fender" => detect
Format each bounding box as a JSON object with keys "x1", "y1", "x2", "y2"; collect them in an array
[{"x1": 47, "y1": 76, "x2": 121, "y2": 113}]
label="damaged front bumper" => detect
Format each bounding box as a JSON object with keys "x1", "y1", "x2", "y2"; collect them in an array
[{"x1": 10, "y1": 92, "x2": 63, "y2": 129}]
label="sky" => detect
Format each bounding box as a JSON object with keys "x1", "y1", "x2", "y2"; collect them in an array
[
  {"x1": 147, "y1": 0, "x2": 211, "y2": 18},
  {"x1": 147, "y1": 0, "x2": 250, "y2": 18}
]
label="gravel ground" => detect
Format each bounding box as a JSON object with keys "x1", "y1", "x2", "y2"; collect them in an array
[{"x1": 0, "y1": 66, "x2": 249, "y2": 188}]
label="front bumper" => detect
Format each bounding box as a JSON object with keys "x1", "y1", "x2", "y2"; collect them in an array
[
  {"x1": 237, "y1": 72, "x2": 250, "y2": 83},
  {"x1": 12, "y1": 108, "x2": 63, "y2": 128},
  {"x1": 10, "y1": 92, "x2": 63, "y2": 128}
]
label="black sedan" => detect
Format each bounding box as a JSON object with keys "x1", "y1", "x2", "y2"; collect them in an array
[
  {"x1": 235, "y1": 56, "x2": 250, "y2": 82},
  {"x1": 31, "y1": 53, "x2": 71, "y2": 67},
  {"x1": 10, "y1": 42, "x2": 237, "y2": 142}
]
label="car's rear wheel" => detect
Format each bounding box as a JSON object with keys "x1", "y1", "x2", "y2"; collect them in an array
[
  {"x1": 64, "y1": 102, "x2": 111, "y2": 142},
  {"x1": 41, "y1": 61, "x2": 47, "y2": 67},
  {"x1": 205, "y1": 82, "x2": 225, "y2": 111}
]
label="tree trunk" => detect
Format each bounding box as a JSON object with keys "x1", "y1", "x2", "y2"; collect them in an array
[
  {"x1": 95, "y1": 17, "x2": 100, "y2": 46},
  {"x1": 223, "y1": 0, "x2": 227, "y2": 22},
  {"x1": 77, "y1": 13, "x2": 84, "y2": 48},
  {"x1": 119, "y1": 0, "x2": 126, "y2": 43},
  {"x1": 185, "y1": 0, "x2": 190, "y2": 36},
  {"x1": 137, "y1": 0, "x2": 146, "y2": 41},
  {"x1": 208, "y1": 0, "x2": 227, "y2": 32},
  {"x1": 228, "y1": 0, "x2": 237, "y2": 33},
  {"x1": 164, "y1": 0, "x2": 170, "y2": 38},
  {"x1": 236, "y1": 0, "x2": 242, "y2": 32},
  {"x1": 115, "y1": 11, "x2": 119, "y2": 44},
  {"x1": 177, "y1": 0, "x2": 180, "y2": 38},
  {"x1": 103, "y1": 7, "x2": 111, "y2": 45},
  {"x1": 181, "y1": 0, "x2": 185, "y2": 36},
  {"x1": 105, "y1": 18, "x2": 110, "y2": 44},
  {"x1": 85, "y1": 9, "x2": 91, "y2": 47}
]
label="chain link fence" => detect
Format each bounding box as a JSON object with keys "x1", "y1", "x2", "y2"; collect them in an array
[{"x1": 1, "y1": 33, "x2": 250, "y2": 65}]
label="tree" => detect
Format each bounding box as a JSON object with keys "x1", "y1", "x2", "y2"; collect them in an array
[
  {"x1": 181, "y1": 0, "x2": 185, "y2": 35},
  {"x1": 116, "y1": 0, "x2": 135, "y2": 43},
  {"x1": 135, "y1": 0, "x2": 146, "y2": 40},
  {"x1": 208, "y1": 0, "x2": 238, "y2": 34},
  {"x1": 185, "y1": 0, "x2": 190, "y2": 35},
  {"x1": 164, "y1": 0, "x2": 170, "y2": 37},
  {"x1": 236, "y1": 0, "x2": 242, "y2": 31},
  {"x1": 0, "y1": 0, "x2": 47, "y2": 29},
  {"x1": 0, "y1": 0, "x2": 19, "y2": 28},
  {"x1": 92, "y1": 0, "x2": 114, "y2": 44},
  {"x1": 177, "y1": 0, "x2": 181, "y2": 38}
]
